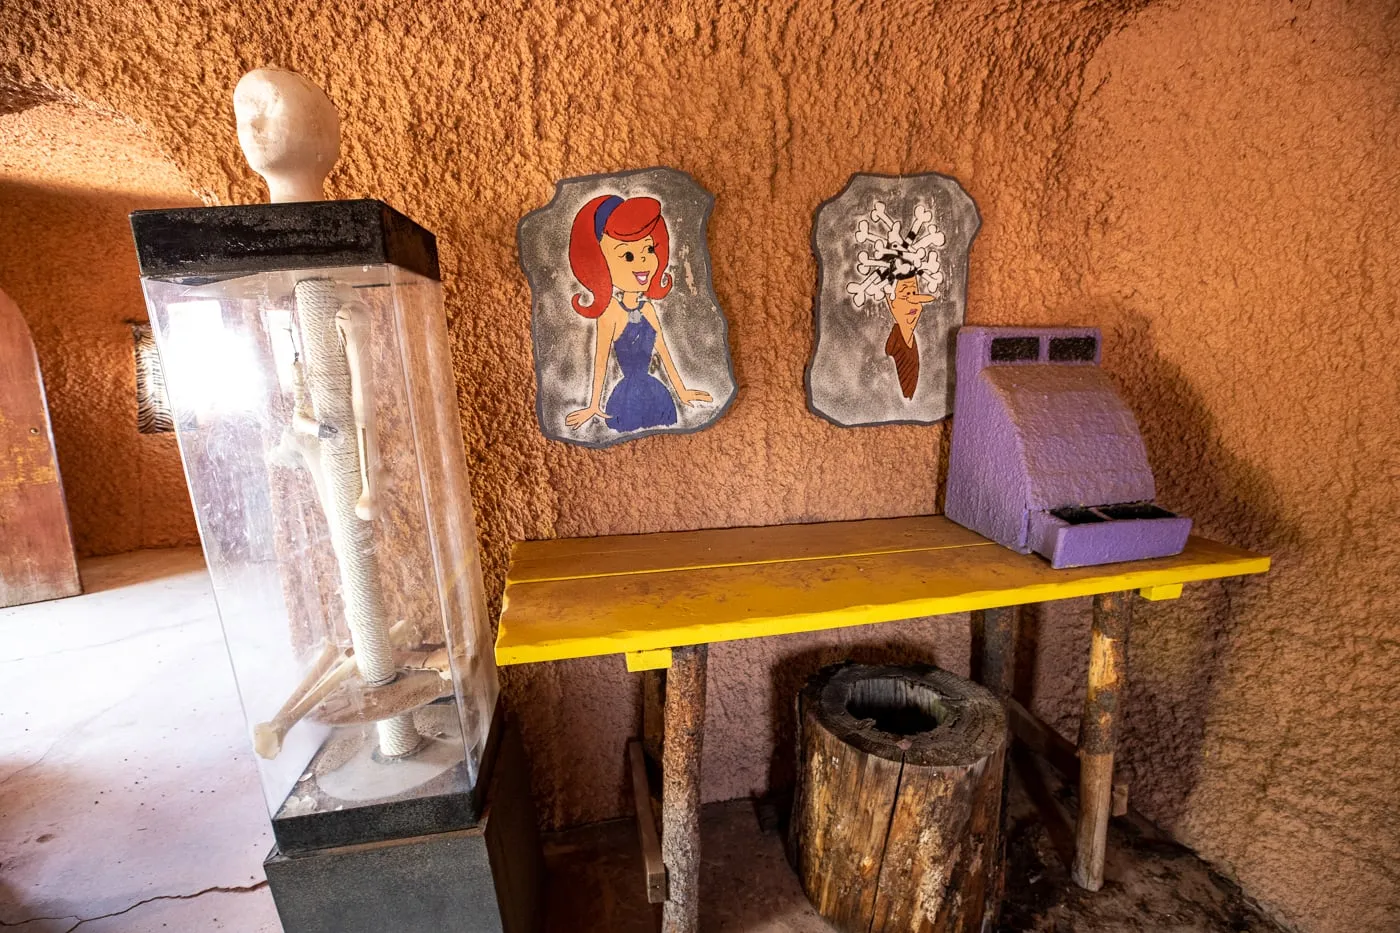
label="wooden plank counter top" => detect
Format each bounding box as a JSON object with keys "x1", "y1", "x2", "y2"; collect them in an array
[{"x1": 495, "y1": 515, "x2": 1269, "y2": 666}]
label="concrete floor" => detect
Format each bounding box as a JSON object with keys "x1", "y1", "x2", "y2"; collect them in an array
[
  {"x1": 0, "y1": 548, "x2": 279, "y2": 932},
  {"x1": 1, "y1": 548, "x2": 1286, "y2": 933}
]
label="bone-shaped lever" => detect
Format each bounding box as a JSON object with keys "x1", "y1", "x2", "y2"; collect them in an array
[{"x1": 336, "y1": 302, "x2": 378, "y2": 521}]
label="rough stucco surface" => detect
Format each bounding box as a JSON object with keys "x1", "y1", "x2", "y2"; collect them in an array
[
  {"x1": 2, "y1": 2, "x2": 1397, "y2": 930},
  {"x1": 1033, "y1": 6, "x2": 1400, "y2": 930},
  {"x1": 0, "y1": 103, "x2": 199, "y2": 555}
]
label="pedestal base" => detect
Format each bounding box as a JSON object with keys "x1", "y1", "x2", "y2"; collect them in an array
[
  {"x1": 265, "y1": 715, "x2": 543, "y2": 933},
  {"x1": 272, "y1": 702, "x2": 485, "y2": 855}
]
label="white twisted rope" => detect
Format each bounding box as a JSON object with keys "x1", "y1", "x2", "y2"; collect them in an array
[{"x1": 295, "y1": 278, "x2": 419, "y2": 758}]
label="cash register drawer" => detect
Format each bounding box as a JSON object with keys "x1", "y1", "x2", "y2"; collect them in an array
[{"x1": 1028, "y1": 503, "x2": 1192, "y2": 569}]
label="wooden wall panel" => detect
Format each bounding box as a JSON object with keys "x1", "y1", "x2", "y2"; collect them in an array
[{"x1": 0, "y1": 286, "x2": 80, "y2": 608}]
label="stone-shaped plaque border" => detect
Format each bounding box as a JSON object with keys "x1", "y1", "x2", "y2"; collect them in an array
[
  {"x1": 806, "y1": 172, "x2": 980, "y2": 427},
  {"x1": 519, "y1": 167, "x2": 736, "y2": 448}
]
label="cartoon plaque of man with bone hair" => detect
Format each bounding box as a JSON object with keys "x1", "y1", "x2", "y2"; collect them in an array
[
  {"x1": 850, "y1": 200, "x2": 945, "y2": 399},
  {"x1": 807, "y1": 173, "x2": 980, "y2": 427}
]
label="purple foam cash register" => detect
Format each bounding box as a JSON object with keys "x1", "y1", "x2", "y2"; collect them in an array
[{"x1": 945, "y1": 326, "x2": 1191, "y2": 569}]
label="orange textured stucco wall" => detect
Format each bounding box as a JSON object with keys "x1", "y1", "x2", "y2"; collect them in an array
[
  {"x1": 0, "y1": 103, "x2": 200, "y2": 555},
  {"x1": 2, "y1": 1, "x2": 1397, "y2": 930},
  {"x1": 1042, "y1": 5, "x2": 1400, "y2": 929}
]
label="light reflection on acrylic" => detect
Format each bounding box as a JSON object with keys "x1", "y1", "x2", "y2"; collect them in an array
[{"x1": 163, "y1": 299, "x2": 264, "y2": 416}]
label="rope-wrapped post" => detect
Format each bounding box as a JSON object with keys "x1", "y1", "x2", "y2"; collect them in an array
[
  {"x1": 295, "y1": 277, "x2": 418, "y2": 758},
  {"x1": 660, "y1": 645, "x2": 707, "y2": 933},
  {"x1": 1072, "y1": 590, "x2": 1133, "y2": 890}
]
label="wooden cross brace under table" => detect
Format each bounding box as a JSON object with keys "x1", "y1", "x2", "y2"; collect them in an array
[{"x1": 495, "y1": 516, "x2": 1269, "y2": 931}]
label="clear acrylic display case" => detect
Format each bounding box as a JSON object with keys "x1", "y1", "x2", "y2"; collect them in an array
[{"x1": 131, "y1": 201, "x2": 499, "y2": 853}]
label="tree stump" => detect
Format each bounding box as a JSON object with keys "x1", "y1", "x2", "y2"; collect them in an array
[{"x1": 790, "y1": 663, "x2": 1007, "y2": 933}]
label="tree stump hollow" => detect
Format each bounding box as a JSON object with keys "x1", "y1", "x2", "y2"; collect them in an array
[{"x1": 790, "y1": 663, "x2": 1007, "y2": 933}]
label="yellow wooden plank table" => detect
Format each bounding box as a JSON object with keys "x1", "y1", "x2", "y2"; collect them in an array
[
  {"x1": 497, "y1": 515, "x2": 1267, "y2": 666},
  {"x1": 494, "y1": 515, "x2": 1269, "y2": 930}
]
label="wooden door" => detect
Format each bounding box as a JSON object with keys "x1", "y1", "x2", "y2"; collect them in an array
[{"x1": 0, "y1": 286, "x2": 80, "y2": 607}]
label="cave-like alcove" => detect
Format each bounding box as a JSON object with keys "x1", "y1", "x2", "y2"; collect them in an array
[{"x1": 0, "y1": 96, "x2": 200, "y2": 557}]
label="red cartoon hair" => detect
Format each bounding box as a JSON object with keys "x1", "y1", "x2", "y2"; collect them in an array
[{"x1": 569, "y1": 195, "x2": 673, "y2": 318}]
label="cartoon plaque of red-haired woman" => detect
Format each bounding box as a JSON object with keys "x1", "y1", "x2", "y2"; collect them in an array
[{"x1": 519, "y1": 169, "x2": 736, "y2": 447}]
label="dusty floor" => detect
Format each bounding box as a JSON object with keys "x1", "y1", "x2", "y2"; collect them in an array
[
  {"x1": 993, "y1": 753, "x2": 1286, "y2": 933},
  {"x1": 2, "y1": 548, "x2": 1286, "y2": 933},
  {"x1": 544, "y1": 785, "x2": 1288, "y2": 933}
]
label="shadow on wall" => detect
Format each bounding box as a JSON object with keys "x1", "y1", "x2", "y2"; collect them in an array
[
  {"x1": 0, "y1": 96, "x2": 202, "y2": 557},
  {"x1": 1016, "y1": 308, "x2": 1294, "y2": 832}
]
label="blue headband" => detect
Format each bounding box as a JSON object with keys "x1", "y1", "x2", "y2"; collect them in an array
[{"x1": 594, "y1": 195, "x2": 624, "y2": 240}]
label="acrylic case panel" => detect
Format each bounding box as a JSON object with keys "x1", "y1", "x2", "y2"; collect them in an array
[{"x1": 131, "y1": 202, "x2": 498, "y2": 854}]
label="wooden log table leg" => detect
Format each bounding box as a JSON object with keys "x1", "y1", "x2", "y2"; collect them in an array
[
  {"x1": 643, "y1": 667, "x2": 667, "y2": 766},
  {"x1": 1072, "y1": 591, "x2": 1133, "y2": 891},
  {"x1": 974, "y1": 605, "x2": 1019, "y2": 921},
  {"x1": 661, "y1": 644, "x2": 708, "y2": 933},
  {"x1": 976, "y1": 605, "x2": 1019, "y2": 696}
]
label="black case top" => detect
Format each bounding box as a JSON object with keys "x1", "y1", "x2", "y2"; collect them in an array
[{"x1": 130, "y1": 199, "x2": 439, "y2": 283}]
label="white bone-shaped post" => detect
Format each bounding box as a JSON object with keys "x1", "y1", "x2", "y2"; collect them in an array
[
  {"x1": 336, "y1": 302, "x2": 379, "y2": 520},
  {"x1": 237, "y1": 68, "x2": 418, "y2": 760}
]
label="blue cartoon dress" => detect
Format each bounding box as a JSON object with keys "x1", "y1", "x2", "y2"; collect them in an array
[{"x1": 604, "y1": 306, "x2": 678, "y2": 431}]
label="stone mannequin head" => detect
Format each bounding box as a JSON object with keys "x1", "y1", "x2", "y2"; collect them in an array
[{"x1": 234, "y1": 68, "x2": 340, "y2": 203}]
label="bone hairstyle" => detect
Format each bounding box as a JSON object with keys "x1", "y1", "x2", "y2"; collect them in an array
[{"x1": 845, "y1": 200, "x2": 947, "y2": 315}]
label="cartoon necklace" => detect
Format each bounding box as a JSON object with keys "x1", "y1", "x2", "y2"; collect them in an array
[{"x1": 618, "y1": 292, "x2": 645, "y2": 322}]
